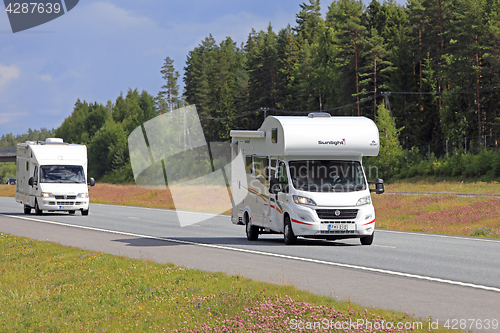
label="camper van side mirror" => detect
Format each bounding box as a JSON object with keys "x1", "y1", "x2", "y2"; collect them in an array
[
  {"x1": 88, "y1": 177, "x2": 95, "y2": 187},
  {"x1": 369, "y1": 178, "x2": 384, "y2": 194},
  {"x1": 28, "y1": 177, "x2": 34, "y2": 186},
  {"x1": 269, "y1": 178, "x2": 281, "y2": 194}
]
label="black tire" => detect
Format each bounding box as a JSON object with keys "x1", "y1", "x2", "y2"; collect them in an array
[
  {"x1": 68, "y1": 210, "x2": 75, "y2": 215},
  {"x1": 284, "y1": 215, "x2": 297, "y2": 245},
  {"x1": 81, "y1": 209, "x2": 89, "y2": 216},
  {"x1": 23, "y1": 205, "x2": 31, "y2": 214},
  {"x1": 245, "y1": 214, "x2": 259, "y2": 241},
  {"x1": 34, "y1": 201, "x2": 42, "y2": 215},
  {"x1": 360, "y1": 232, "x2": 374, "y2": 245}
]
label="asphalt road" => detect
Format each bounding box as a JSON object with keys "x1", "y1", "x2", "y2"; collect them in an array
[{"x1": 1, "y1": 197, "x2": 499, "y2": 330}]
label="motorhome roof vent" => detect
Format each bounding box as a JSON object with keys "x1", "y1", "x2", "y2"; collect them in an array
[
  {"x1": 45, "y1": 138, "x2": 64, "y2": 144},
  {"x1": 308, "y1": 112, "x2": 331, "y2": 118}
]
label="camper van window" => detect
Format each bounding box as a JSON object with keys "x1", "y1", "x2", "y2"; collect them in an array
[
  {"x1": 271, "y1": 128, "x2": 278, "y2": 143},
  {"x1": 289, "y1": 160, "x2": 366, "y2": 193},
  {"x1": 33, "y1": 166, "x2": 38, "y2": 184},
  {"x1": 278, "y1": 161, "x2": 289, "y2": 193},
  {"x1": 40, "y1": 165, "x2": 86, "y2": 184},
  {"x1": 245, "y1": 155, "x2": 253, "y2": 174},
  {"x1": 231, "y1": 141, "x2": 238, "y2": 156},
  {"x1": 253, "y1": 156, "x2": 269, "y2": 182}
]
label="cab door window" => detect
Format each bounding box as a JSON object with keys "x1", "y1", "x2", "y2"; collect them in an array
[
  {"x1": 33, "y1": 166, "x2": 38, "y2": 185},
  {"x1": 278, "y1": 161, "x2": 289, "y2": 193}
]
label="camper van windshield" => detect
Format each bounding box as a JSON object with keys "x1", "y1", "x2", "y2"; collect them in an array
[
  {"x1": 289, "y1": 160, "x2": 366, "y2": 192},
  {"x1": 40, "y1": 165, "x2": 85, "y2": 183}
]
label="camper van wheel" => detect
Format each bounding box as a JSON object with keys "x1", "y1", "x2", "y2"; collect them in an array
[
  {"x1": 284, "y1": 216, "x2": 297, "y2": 245},
  {"x1": 34, "y1": 201, "x2": 42, "y2": 215},
  {"x1": 23, "y1": 205, "x2": 31, "y2": 214},
  {"x1": 360, "y1": 232, "x2": 374, "y2": 245},
  {"x1": 81, "y1": 209, "x2": 89, "y2": 216},
  {"x1": 245, "y1": 214, "x2": 259, "y2": 241}
]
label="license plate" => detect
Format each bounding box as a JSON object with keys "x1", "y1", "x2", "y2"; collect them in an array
[
  {"x1": 328, "y1": 224, "x2": 354, "y2": 231},
  {"x1": 59, "y1": 206, "x2": 71, "y2": 210}
]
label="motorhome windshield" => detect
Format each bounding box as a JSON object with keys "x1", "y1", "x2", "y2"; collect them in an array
[
  {"x1": 40, "y1": 165, "x2": 85, "y2": 183},
  {"x1": 289, "y1": 160, "x2": 366, "y2": 192}
]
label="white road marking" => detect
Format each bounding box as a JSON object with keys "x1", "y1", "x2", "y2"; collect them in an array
[
  {"x1": 377, "y1": 229, "x2": 500, "y2": 243},
  {"x1": 372, "y1": 244, "x2": 396, "y2": 248},
  {"x1": 3, "y1": 213, "x2": 500, "y2": 294}
]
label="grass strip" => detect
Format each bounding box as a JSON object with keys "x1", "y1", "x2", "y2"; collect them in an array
[{"x1": 0, "y1": 232, "x2": 451, "y2": 332}]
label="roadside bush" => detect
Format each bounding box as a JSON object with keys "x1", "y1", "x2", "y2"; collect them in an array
[
  {"x1": 394, "y1": 148, "x2": 500, "y2": 181},
  {"x1": 364, "y1": 102, "x2": 404, "y2": 181}
]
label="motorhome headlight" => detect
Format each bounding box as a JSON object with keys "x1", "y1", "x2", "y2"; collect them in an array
[
  {"x1": 293, "y1": 195, "x2": 317, "y2": 206},
  {"x1": 41, "y1": 192, "x2": 54, "y2": 198},
  {"x1": 77, "y1": 193, "x2": 89, "y2": 198},
  {"x1": 356, "y1": 195, "x2": 371, "y2": 206}
]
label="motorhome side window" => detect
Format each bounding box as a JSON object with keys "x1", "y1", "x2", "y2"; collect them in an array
[
  {"x1": 289, "y1": 160, "x2": 366, "y2": 192},
  {"x1": 231, "y1": 141, "x2": 238, "y2": 156},
  {"x1": 271, "y1": 128, "x2": 278, "y2": 143},
  {"x1": 40, "y1": 165, "x2": 86, "y2": 183},
  {"x1": 245, "y1": 155, "x2": 253, "y2": 174},
  {"x1": 253, "y1": 156, "x2": 269, "y2": 182}
]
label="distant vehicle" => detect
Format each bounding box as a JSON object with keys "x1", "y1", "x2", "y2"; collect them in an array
[
  {"x1": 15, "y1": 138, "x2": 95, "y2": 215},
  {"x1": 230, "y1": 113, "x2": 384, "y2": 245},
  {"x1": 5, "y1": 178, "x2": 16, "y2": 185}
]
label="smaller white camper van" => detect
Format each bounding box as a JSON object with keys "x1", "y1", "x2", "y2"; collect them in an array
[
  {"x1": 230, "y1": 113, "x2": 384, "y2": 245},
  {"x1": 15, "y1": 138, "x2": 95, "y2": 215}
]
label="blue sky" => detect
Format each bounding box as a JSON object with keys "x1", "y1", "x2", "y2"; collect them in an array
[{"x1": 0, "y1": 0, "x2": 405, "y2": 138}]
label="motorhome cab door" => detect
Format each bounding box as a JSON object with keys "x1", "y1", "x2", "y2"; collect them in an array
[{"x1": 270, "y1": 160, "x2": 287, "y2": 231}]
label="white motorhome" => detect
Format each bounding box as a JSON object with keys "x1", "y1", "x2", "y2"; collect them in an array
[
  {"x1": 15, "y1": 138, "x2": 95, "y2": 215},
  {"x1": 230, "y1": 113, "x2": 384, "y2": 245}
]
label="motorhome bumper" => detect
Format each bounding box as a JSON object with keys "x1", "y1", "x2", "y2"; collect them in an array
[
  {"x1": 290, "y1": 205, "x2": 375, "y2": 237},
  {"x1": 38, "y1": 197, "x2": 89, "y2": 211}
]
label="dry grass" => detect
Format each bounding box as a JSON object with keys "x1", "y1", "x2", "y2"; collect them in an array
[
  {"x1": 386, "y1": 180, "x2": 500, "y2": 194},
  {"x1": 373, "y1": 194, "x2": 500, "y2": 237},
  {"x1": 0, "y1": 185, "x2": 15, "y2": 197},
  {"x1": 89, "y1": 183, "x2": 231, "y2": 214}
]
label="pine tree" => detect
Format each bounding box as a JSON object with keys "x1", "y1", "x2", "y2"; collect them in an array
[
  {"x1": 327, "y1": 0, "x2": 366, "y2": 116},
  {"x1": 183, "y1": 35, "x2": 217, "y2": 117},
  {"x1": 356, "y1": 28, "x2": 394, "y2": 119},
  {"x1": 246, "y1": 24, "x2": 279, "y2": 111},
  {"x1": 275, "y1": 25, "x2": 300, "y2": 110},
  {"x1": 159, "y1": 56, "x2": 180, "y2": 113}
]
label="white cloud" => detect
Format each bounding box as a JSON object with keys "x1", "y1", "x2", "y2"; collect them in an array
[
  {"x1": 73, "y1": 2, "x2": 158, "y2": 34},
  {"x1": 0, "y1": 112, "x2": 28, "y2": 125},
  {"x1": 40, "y1": 74, "x2": 52, "y2": 82},
  {"x1": 0, "y1": 65, "x2": 20, "y2": 89}
]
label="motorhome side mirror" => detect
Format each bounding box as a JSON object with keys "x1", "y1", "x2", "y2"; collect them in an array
[
  {"x1": 269, "y1": 178, "x2": 281, "y2": 194},
  {"x1": 28, "y1": 177, "x2": 34, "y2": 186},
  {"x1": 88, "y1": 177, "x2": 95, "y2": 187},
  {"x1": 369, "y1": 178, "x2": 384, "y2": 194}
]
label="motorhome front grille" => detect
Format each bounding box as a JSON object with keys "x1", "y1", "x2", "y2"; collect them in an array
[
  {"x1": 316, "y1": 209, "x2": 358, "y2": 220},
  {"x1": 318, "y1": 230, "x2": 358, "y2": 235},
  {"x1": 56, "y1": 201, "x2": 74, "y2": 205},
  {"x1": 55, "y1": 195, "x2": 77, "y2": 200},
  {"x1": 320, "y1": 220, "x2": 355, "y2": 224}
]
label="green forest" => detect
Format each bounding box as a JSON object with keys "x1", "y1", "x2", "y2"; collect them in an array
[{"x1": 2, "y1": 0, "x2": 500, "y2": 183}]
